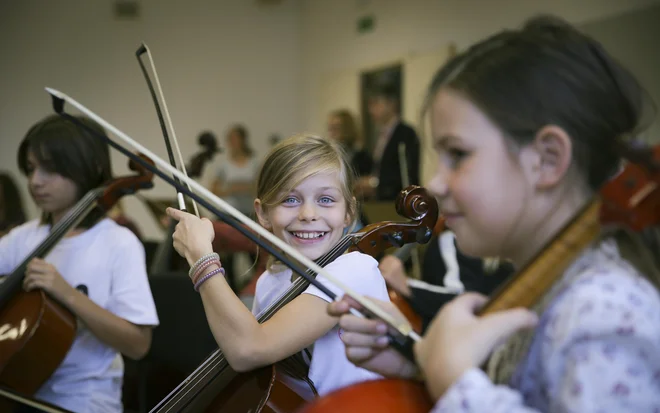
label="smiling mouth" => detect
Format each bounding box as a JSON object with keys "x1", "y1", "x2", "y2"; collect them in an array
[{"x1": 289, "y1": 231, "x2": 328, "y2": 240}]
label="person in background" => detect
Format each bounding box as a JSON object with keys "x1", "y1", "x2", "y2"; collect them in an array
[
  {"x1": 0, "y1": 172, "x2": 27, "y2": 238},
  {"x1": 108, "y1": 202, "x2": 143, "y2": 242},
  {"x1": 355, "y1": 83, "x2": 421, "y2": 201},
  {"x1": 210, "y1": 124, "x2": 259, "y2": 217},
  {"x1": 327, "y1": 109, "x2": 373, "y2": 231},
  {"x1": 327, "y1": 109, "x2": 373, "y2": 177}
]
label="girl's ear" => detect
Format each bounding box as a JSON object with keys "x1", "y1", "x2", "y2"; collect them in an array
[
  {"x1": 523, "y1": 125, "x2": 573, "y2": 190},
  {"x1": 254, "y1": 199, "x2": 272, "y2": 230}
]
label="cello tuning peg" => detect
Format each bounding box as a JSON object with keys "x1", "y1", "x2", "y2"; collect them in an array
[
  {"x1": 386, "y1": 232, "x2": 404, "y2": 248},
  {"x1": 416, "y1": 228, "x2": 432, "y2": 244}
]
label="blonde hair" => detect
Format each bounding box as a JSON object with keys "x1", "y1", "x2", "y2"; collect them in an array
[{"x1": 256, "y1": 135, "x2": 358, "y2": 271}]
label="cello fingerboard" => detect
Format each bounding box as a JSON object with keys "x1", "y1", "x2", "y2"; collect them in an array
[{"x1": 479, "y1": 199, "x2": 601, "y2": 315}]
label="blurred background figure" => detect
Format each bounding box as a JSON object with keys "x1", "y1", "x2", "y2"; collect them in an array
[
  {"x1": 187, "y1": 130, "x2": 221, "y2": 179},
  {"x1": 108, "y1": 201, "x2": 144, "y2": 242},
  {"x1": 208, "y1": 124, "x2": 261, "y2": 302},
  {"x1": 327, "y1": 109, "x2": 372, "y2": 231},
  {"x1": 327, "y1": 109, "x2": 372, "y2": 177},
  {"x1": 210, "y1": 124, "x2": 259, "y2": 217},
  {"x1": 356, "y1": 83, "x2": 421, "y2": 201},
  {"x1": 0, "y1": 172, "x2": 27, "y2": 238}
]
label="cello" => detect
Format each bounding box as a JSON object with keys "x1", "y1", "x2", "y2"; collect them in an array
[
  {"x1": 294, "y1": 145, "x2": 660, "y2": 412},
  {"x1": 0, "y1": 155, "x2": 154, "y2": 405}
]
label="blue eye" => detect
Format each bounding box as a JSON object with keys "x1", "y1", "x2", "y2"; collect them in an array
[
  {"x1": 318, "y1": 196, "x2": 334, "y2": 205},
  {"x1": 282, "y1": 196, "x2": 299, "y2": 205}
]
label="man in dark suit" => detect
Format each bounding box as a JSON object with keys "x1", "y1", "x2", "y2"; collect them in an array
[{"x1": 356, "y1": 83, "x2": 421, "y2": 201}]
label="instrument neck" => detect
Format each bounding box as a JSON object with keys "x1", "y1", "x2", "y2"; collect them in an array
[{"x1": 0, "y1": 188, "x2": 104, "y2": 307}]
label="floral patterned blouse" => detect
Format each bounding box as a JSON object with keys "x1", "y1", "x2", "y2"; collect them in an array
[{"x1": 431, "y1": 239, "x2": 660, "y2": 413}]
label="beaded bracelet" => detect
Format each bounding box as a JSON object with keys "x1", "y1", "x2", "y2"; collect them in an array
[
  {"x1": 194, "y1": 266, "x2": 225, "y2": 292},
  {"x1": 191, "y1": 259, "x2": 221, "y2": 284},
  {"x1": 188, "y1": 253, "x2": 220, "y2": 279},
  {"x1": 188, "y1": 252, "x2": 220, "y2": 279}
]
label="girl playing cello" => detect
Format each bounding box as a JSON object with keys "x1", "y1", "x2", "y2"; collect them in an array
[
  {"x1": 167, "y1": 135, "x2": 390, "y2": 396},
  {"x1": 330, "y1": 15, "x2": 660, "y2": 412},
  {"x1": 0, "y1": 115, "x2": 159, "y2": 412}
]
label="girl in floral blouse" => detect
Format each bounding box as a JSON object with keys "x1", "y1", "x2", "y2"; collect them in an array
[{"x1": 328, "y1": 15, "x2": 660, "y2": 413}]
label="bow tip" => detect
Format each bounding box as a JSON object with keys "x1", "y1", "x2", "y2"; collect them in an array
[
  {"x1": 45, "y1": 87, "x2": 62, "y2": 97},
  {"x1": 136, "y1": 43, "x2": 148, "y2": 56}
]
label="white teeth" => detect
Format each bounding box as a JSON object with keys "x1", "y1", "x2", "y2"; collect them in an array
[{"x1": 292, "y1": 232, "x2": 326, "y2": 239}]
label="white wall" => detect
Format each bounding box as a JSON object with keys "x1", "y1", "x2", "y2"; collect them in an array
[
  {"x1": 581, "y1": 5, "x2": 660, "y2": 143},
  {"x1": 0, "y1": 0, "x2": 302, "y2": 240},
  {"x1": 300, "y1": 0, "x2": 660, "y2": 138}
]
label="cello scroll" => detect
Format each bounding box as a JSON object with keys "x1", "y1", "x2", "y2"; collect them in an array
[
  {"x1": 349, "y1": 186, "x2": 444, "y2": 334},
  {"x1": 349, "y1": 186, "x2": 441, "y2": 256}
]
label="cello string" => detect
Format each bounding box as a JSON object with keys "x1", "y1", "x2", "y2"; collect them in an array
[{"x1": 153, "y1": 234, "x2": 361, "y2": 411}]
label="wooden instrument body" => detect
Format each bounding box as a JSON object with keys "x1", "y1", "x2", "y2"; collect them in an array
[
  {"x1": 0, "y1": 291, "x2": 76, "y2": 412},
  {"x1": 388, "y1": 290, "x2": 422, "y2": 333},
  {"x1": 0, "y1": 291, "x2": 76, "y2": 394},
  {"x1": 203, "y1": 364, "x2": 316, "y2": 413}
]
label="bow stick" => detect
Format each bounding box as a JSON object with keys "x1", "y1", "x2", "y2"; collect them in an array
[
  {"x1": 136, "y1": 42, "x2": 200, "y2": 217},
  {"x1": 45, "y1": 87, "x2": 422, "y2": 356}
]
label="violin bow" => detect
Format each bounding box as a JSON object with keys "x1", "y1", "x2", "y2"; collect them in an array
[
  {"x1": 46, "y1": 87, "x2": 422, "y2": 358},
  {"x1": 135, "y1": 42, "x2": 200, "y2": 217}
]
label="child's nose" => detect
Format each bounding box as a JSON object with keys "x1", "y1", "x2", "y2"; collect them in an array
[
  {"x1": 29, "y1": 169, "x2": 48, "y2": 187},
  {"x1": 298, "y1": 203, "x2": 318, "y2": 221}
]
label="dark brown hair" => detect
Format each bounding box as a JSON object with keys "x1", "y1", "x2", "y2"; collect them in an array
[
  {"x1": 18, "y1": 114, "x2": 112, "y2": 228},
  {"x1": 0, "y1": 172, "x2": 26, "y2": 232}
]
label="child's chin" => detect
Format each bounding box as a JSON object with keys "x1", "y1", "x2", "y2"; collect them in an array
[{"x1": 298, "y1": 244, "x2": 332, "y2": 261}]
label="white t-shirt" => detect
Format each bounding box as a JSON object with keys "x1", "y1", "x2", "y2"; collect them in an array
[
  {"x1": 251, "y1": 251, "x2": 389, "y2": 396},
  {"x1": 0, "y1": 218, "x2": 159, "y2": 413}
]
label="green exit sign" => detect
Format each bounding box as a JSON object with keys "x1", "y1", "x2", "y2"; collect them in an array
[{"x1": 357, "y1": 15, "x2": 375, "y2": 34}]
